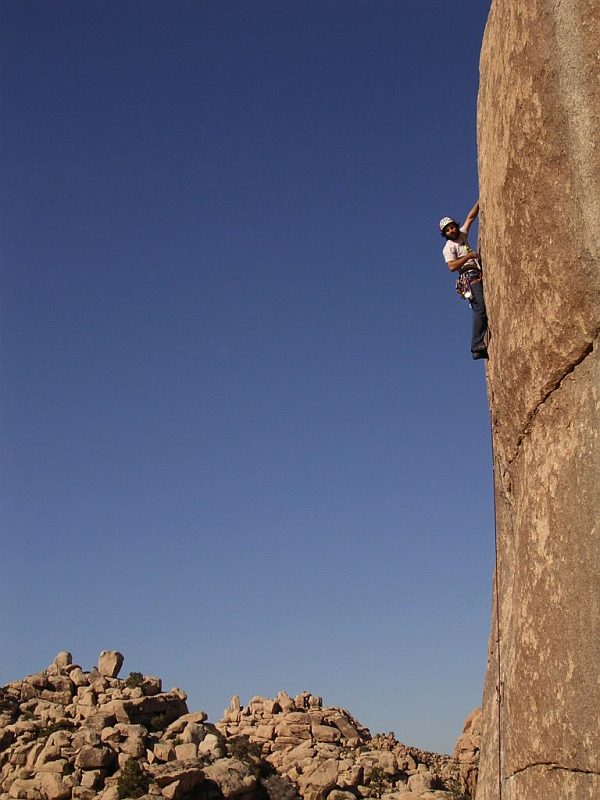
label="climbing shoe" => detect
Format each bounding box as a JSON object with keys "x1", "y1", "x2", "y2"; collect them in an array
[{"x1": 472, "y1": 346, "x2": 489, "y2": 360}]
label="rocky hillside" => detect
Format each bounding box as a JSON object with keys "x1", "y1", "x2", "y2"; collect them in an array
[{"x1": 0, "y1": 653, "x2": 479, "y2": 800}]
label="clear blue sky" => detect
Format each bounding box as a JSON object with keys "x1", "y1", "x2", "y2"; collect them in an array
[{"x1": 1, "y1": 0, "x2": 493, "y2": 755}]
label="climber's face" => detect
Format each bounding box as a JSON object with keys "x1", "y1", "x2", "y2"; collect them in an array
[{"x1": 443, "y1": 222, "x2": 460, "y2": 240}]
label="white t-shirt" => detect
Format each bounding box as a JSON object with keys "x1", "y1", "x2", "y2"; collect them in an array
[{"x1": 442, "y1": 226, "x2": 478, "y2": 271}]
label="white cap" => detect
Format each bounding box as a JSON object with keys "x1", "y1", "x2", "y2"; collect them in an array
[{"x1": 439, "y1": 216, "x2": 457, "y2": 231}]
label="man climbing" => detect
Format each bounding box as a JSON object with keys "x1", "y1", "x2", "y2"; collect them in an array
[{"x1": 440, "y1": 200, "x2": 488, "y2": 360}]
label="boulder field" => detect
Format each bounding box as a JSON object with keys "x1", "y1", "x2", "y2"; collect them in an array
[{"x1": 0, "y1": 652, "x2": 478, "y2": 800}]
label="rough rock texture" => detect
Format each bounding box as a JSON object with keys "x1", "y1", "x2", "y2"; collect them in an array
[
  {"x1": 1, "y1": 654, "x2": 469, "y2": 800},
  {"x1": 477, "y1": 2, "x2": 600, "y2": 799}
]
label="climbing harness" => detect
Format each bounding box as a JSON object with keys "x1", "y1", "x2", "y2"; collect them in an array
[{"x1": 456, "y1": 265, "x2": 483, "y2": 302}]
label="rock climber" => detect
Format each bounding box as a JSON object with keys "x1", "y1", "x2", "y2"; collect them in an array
[{"x1": 440, "y1": 200, "x2": 488, "y2": 360}]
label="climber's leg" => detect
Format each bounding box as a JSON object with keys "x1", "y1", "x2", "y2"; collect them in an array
[{"x1": 470, "y1": 280, "x2": 488, "y2": 357}]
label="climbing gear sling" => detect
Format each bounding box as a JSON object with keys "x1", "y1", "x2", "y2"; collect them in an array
[
  {"x1": 455, "y1": 252, "x2": 483, "y2": 302},
  {"x1": 456, "y1": 269, "x2": 482, "y2": 301}
]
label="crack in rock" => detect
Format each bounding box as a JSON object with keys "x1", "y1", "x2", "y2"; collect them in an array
[
  {"x1": 509, "y1": 762, "x2": 600, "y2": 779},
  {"x1": 504, "y1": 335, "x2": 597, "y2": 467}
]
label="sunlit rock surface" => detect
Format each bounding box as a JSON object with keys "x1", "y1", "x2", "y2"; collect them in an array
[{"x1": 477, "y1": 1, "x2": 600, "y2": 798}]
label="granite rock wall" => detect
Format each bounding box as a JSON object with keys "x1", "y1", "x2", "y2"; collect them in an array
[{"x1": 477, "y1": 2, "x2": 600, "y2": 799}]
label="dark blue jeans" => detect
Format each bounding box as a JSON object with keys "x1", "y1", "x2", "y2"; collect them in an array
[{"x1": 469, "y1": 279, "x2": 488, "y2": 352}]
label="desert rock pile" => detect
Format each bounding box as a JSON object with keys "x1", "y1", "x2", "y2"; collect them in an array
[
  {"x1": 1, "y1": 653, "x2": 475, "y2": 800},
  {"x1": 218, "y1": 692, "x2": 464, "y2": 799}
]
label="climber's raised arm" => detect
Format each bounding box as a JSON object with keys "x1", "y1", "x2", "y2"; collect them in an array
[{"x1": 462, "y1": 200, "x2": 479, "y2": 234}]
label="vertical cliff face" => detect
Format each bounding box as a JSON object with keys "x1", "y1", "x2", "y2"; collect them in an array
[{"x1": 477, "y1": 2, "x2": 600, "y2": 799}]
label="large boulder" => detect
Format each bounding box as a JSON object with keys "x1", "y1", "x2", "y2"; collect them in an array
[
  {"x1": 407, "y1": 771, "x2": 434, "y2": 794},
  {"x1": 97, "y1": 652, "x2": 124, "y2": 679},
  {"x1": 75, "y1": 745, "x2": 116, "y2": 770},
  {"x1": 149, "y1": 758, "x2": 205, "y2": 800},
  {"x1": 203, "y1": 758, "x2": 257, "y2": 798},
  {"x1": 36, "y1": 774, "x2": 71, "y2": 800},
  {"x1": 52, "y1": 653, "x2": 73, "y2": 672},
  {"x1": 295, "y1": 758, "x2": 339, "y2": 800},
  {"x1": 105, "y1": 692, "x2": 188, "y2": 727}
]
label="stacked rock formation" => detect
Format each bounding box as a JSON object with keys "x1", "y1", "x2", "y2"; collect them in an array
[
  {"x1": 1, "y1": 653, "x2": 474, "y2": 800},
  {"x1": 0, "y1": 652, "x2": 266, "y2": 800},
  {"x1": 477, "y1": 1, "x2": 600, "y2": 799},
  {"x1": 218, "y1": 692, "x2": 465, "y2": 800}
]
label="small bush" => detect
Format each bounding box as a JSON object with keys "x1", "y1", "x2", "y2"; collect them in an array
[
  {"x1": 117, "y1": 758, "x2": 150, "y2": 799},
  {"x1": 445, "y1": 778, "x2": 471, "y2": 800},
  {"x1": 261, "y1": 774, "x2": 300, "y2": 800},
  {"x1": 227, "y1": 736, "x2": 263, "y2": 762},
  {"x1": 227, "y1": 736, "x2": 272, "y2": 777},
  {"x1": 367, "y1": 767, "x2": 395, "y2": 799},
  {"x1": 125, "y1": 672, "x2": 145, "y2": 689},
  {"x1": 0, "y1": 688, "x2": 19, "y2": 723}
]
